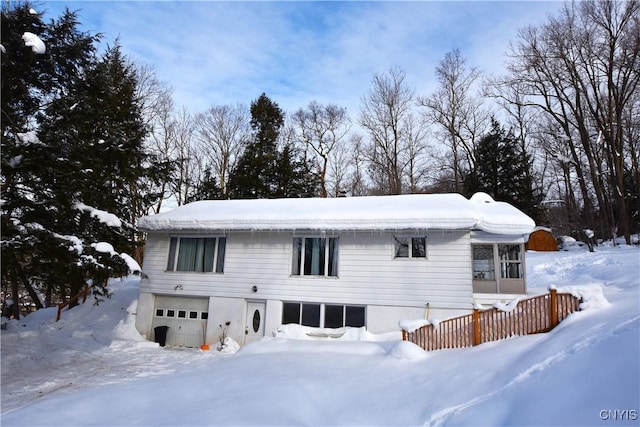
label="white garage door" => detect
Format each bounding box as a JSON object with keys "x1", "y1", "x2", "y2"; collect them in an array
[{"x1": 152, "y1": 296, "x2": 209, "y2": 347}]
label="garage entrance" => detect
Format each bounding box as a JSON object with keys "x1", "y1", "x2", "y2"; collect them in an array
[{"x1": 152, "y1": 296, "x2": 209, "y2": 347}]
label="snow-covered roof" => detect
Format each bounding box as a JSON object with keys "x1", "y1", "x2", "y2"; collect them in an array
[{"x1": 138, "y1": 192, "x2": 535, "y2": 235}]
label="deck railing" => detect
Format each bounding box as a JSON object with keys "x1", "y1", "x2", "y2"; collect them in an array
[
  {"x1": 56, "y1": 285, "x2": 91, "y2": 322},
  {"x1": 402, "y1": 288, "x2": 581, "y2": 351}
]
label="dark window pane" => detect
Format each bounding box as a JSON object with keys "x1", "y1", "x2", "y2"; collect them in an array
[
  {"x1": 345, "y1": 306, "x2": 365, "y2": 327},
  {"x1": 215, "y1": 237, "x2": 226, "y2": 273},
  {"x1": 178, "y1": 310, "x2": 186, "y2": 318},
  {"x1": 252, "y1": 310, "x2": 261, "y2": 333},
  {"x1": 282, "y1": 302, "x2": 301, "y2": 324},
  {"x1": 324, "y1": 305, "x2": 344, "y2": 328},
  {"x1": 203, "y1": 238, "x2": 216, "y2": 272},
  {"x1": 166, "y1": 237, "x2": 178, "y2": 271},
  {"x1": 201, "y1": 312, "x2": 208, "y2": 320},
  {"x1": 291, "y1": 238, "x2": 302, "y2": 275},
  {"x1": 155, "y1": 309, "x2": 164, "y2": 317},
  {"x1": 301, "y1": 304, "x2": 320, "y2": 327},
  {"x1": 328, "y1": 238, "x2": 339, "y2": 276},
  {"x1": 394, "y1": 237, "x2": 409, "y2": 258},
  {"x1": 412, "y1": 237, "x2": 426, "y2": 258},
  {"x1": 166, "y1": 310, "x2": 175, "y2": 317},
  {"x1": 499, "y1": 244, "x2": 521, "y2": 261},
  {"x1": 304, "y1": 238, "x2": 325, "y2": 275},
  {"x1": 189, "y1": 311, "x2": 198, "y2": 319}
]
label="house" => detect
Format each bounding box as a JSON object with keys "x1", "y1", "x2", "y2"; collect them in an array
[{"x1": 134, "y1": 192, "x2": 535, "y2": 348}]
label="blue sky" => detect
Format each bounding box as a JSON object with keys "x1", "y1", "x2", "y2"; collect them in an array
[{"x1": 39, "y1": 1, "x2": 564, "y2": 116}]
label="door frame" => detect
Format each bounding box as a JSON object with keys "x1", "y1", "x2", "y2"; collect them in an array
[{"x1": 244, "y1": 300, "x2": 267, "y2": 345}]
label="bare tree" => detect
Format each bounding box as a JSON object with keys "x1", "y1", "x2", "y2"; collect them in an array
[
  {"x1": 360, "y1": 67, "x2": 426, "y2": 194},
  {"x1": 171, "y1": 107, "x2": 200, "y2": 206},
  {"x1": 144, "y1": 89, "x2": 178, "y2": 213},
  {"x1": 291, "y1": 101, "x2": 351, "y2": 197},
  {"x1": 346, "y1": 133, "x2": 370, "y2": 196},
  {"x1": 492, "y1": 0, "x2": 640, "y2": 243},
  {"x1": 195, "y1": 104, "x2": 250, "y2": 198},
  {"x1": 420, "y1": 49, "x2": 489, "y2": 193}
]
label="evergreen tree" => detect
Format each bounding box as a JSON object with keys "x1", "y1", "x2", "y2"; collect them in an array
[
  {"x1": 1, "y1": 5, "x2": 144, "y2": 316},
  {"x1": 228, "y1": 93, "x2": 319, "y2": 198},
  {"x1": 464, "y1": 118, "x2": 544, "y2": 222},
  {"x1": 187, "y1": 167, "x2": 222, "y2": 202},
  {"x1": 274, "y1": 143, "x2": 320, "y2": 198}
]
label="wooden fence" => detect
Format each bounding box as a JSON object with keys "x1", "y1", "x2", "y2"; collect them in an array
[
  {"x1": 56, "y1": 285, "x2": 91, "y2": 322},
  {"x1": 402, "y1": 288, "x2": 581, "y2": 351}
]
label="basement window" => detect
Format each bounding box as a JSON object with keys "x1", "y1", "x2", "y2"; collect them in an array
[{"x1": 282, "y1": 302, "x2": 365, "y2": 328}]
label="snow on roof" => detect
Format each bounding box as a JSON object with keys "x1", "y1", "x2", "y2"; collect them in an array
[{"x1": 138, "y1": 192, "x2": 535, "y2": 235}]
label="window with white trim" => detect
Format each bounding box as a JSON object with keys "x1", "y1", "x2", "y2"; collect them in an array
[
  {"x1": 282, "y1": 302, "x2": 365, "y2": 328},
  {"x1": 473, "y1": 243, "x2": 523, "y2": 280},
  {"x1": 166, "y1": 237, "x2": 226, "y2": 273},
  {"x1": 499, "y1": 244, "x2": 523, "y2": 279},
  {"x1": 472, "y1": 243, "x2": 525, "y2": 294},
  {"x1": 393, "y1": 236, "x2": 427, "y2": 259},
  {"x1": 291, "y1": 237, "x2": 339, "y2": 276}
]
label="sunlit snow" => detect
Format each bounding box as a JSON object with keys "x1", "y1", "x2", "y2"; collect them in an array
[
  {"x1": 21, "y1": 32, "x2": 45, "y2": 54},
  {"x1": 1, "y1": 243, "x2": 638, "y2": 426},
  {"x1": 138, "y1": 192, "x2": 535, "y2": 235},
  {"x1": 75, "y1": 202, "x2": 123, "y2": 227}
]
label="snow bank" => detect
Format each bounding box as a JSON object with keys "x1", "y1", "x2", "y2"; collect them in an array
[
  {"x1": 388, "y1": 340, "x2": 429, "y2": 360},
  {"x1": 274, "y1": 323, "x2": 371, "y2": 341},
  {"x1": 1, "y1": 246, "x2": 637, "y2": 426},
  {"x1": 557, "y1": 284, "x2": 610, "y2": 311},
  {"x1": 110, "y1": 300, "x2": 150, "y2": 344}
]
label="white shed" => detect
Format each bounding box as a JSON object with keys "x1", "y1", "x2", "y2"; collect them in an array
[{"x1": 135, "y1": 193, "x2": 535, "y2": 347}]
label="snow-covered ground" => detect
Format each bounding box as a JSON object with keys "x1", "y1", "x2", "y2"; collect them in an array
[{"x1": 1, "y1": 244, "x2": 638, "y2": 426}]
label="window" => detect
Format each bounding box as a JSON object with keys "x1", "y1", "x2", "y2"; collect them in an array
[
  {"x1": 473, "y1": 245, "x2": 495, "y2": 280},
  {"x1": 499, "y1": 245, "x2": 522, "y2": 279},
  {"x1": 325, "y1": 304, "x2": 366, "y2": 328},
  {"x1": 281, "y1": 302, "x2": 321, "y2": 327},
  {"x1": 394, "y1": 236, "x2": 427, "y2": 258},
  {"x1": 291, "y1": 237, "x2": 339, "y2": 276},
  {"x1": 282, "y1": 302, "x2": 365, "y2": 328},
  {"x1": 472, "y1": 243, "x2": 525, "y2": 294},
  {"x1": 166, "y1": 237, "x2": 226, "y2": 273}
]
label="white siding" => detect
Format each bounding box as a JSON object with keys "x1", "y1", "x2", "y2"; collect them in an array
[{"x1": 139, "y1": 230, "x2": 473, "y2": 311}]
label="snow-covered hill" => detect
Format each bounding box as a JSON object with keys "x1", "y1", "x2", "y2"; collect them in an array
[{"x1": 1, "y1": 244, "x2": 639, "y2": 426}]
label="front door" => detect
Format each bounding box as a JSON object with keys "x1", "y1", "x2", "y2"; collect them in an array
[{"x1": 245, "y1": 301, "x2": 266, "y2": 345}]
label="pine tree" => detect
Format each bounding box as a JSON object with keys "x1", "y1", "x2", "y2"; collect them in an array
[
  {"x1": 1, "y1": 5, "x2": 145, "y2": 316},
  {"x1": 228, "y1": 93, "x2": 319, "y2": 199},
  {"x1": 464, "y1": 118, "x2": 544, "y2": 222}
]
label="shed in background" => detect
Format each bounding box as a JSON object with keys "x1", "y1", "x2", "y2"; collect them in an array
[{"x1": 526, "y1": 227, "x2": 558, "y2": 251}]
